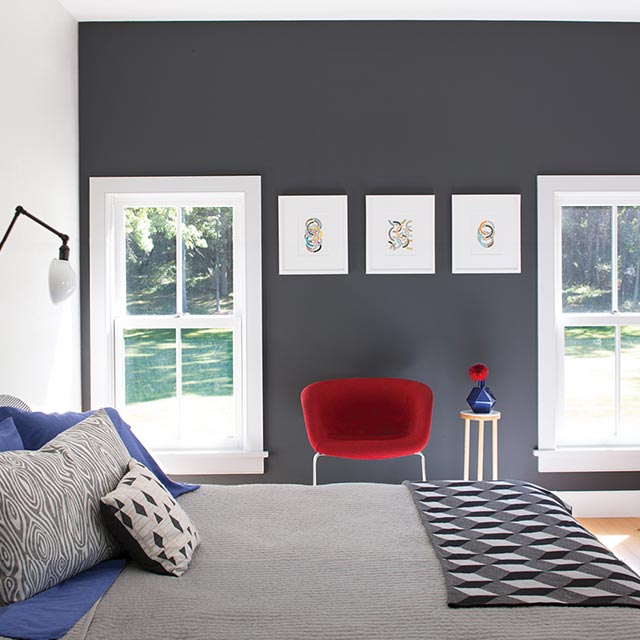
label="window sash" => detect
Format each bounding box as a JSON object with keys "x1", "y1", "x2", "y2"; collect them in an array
[
  {"x1": 114, "y1": 315, "x2": 243, "y2": 450},
  {"x1": 115, "y1": 196, "x2": 244, "y2": 319},
  {"x1": 558, "y1": 319, "x2": 640, "y2": 446},
  {"x1": 560, "y1": 202, "x2": 640, "y2": 316}
]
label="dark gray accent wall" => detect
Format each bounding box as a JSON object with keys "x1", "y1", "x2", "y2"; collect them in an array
[{"x1": 79, "y1": 21, "x2": 640, "y2": 490}]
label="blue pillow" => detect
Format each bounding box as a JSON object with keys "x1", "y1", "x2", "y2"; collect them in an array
[
  {"x1": 0, "y1": 407, "x2": 197, "y2": 498},
  {"x1": 0, "y1": 417, "x2": 23, "y2": 452}
]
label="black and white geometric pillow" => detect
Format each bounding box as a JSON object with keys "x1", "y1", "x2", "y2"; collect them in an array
[{"x1": 101, "y1": 460, "x2": 200, "y2": 576}]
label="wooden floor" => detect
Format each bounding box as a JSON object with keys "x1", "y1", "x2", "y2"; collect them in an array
[{"x1": 578, "y1": 518, "x2": 640, "y2": 575}]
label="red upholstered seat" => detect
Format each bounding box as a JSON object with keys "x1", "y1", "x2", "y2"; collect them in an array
[{"x1": 301, "y1": 378, "x2": 433, "y2": 482}]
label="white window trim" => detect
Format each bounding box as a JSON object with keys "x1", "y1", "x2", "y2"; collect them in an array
[
  {"x1": 89, "y1": 176, "x2": 267, "y2": 475},
  {"x1": 537, "y1": 175, "x2": 640, "y2": 472}
]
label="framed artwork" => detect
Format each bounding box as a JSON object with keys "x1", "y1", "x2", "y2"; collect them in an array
[
  {"x1": 365, "y1": 195, "x2": 435, "y2": 274},
  {"x1": 451, "y1": 194, "x2": 521, "y2": 274},
  {"x1": 278, "y1": 195, "x2": 348, "y2": 275}
]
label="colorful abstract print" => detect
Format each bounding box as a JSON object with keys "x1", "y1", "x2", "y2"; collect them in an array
[
  {"x1": 477, "y1": 219, "x2": 495, "y2": 248},
  {"x1": 388, "y1": 218, "x2": 413, "y2": 251},
  {"x1": 304, "y1": 217, "x2": 323, "y2": 253}
]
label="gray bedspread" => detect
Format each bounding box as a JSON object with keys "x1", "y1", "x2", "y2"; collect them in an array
[{"x1": 24, "y1": 484, "x2": 640, "y2": 639}]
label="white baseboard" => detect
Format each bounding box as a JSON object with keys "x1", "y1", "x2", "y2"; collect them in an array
[{"x1": 556, "y1": 491, "x2": 640, "y2": 518}]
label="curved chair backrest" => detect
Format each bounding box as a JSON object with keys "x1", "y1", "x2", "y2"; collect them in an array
[{"x1": 301, "y1": 377, "x2": 433, "y2": 460}]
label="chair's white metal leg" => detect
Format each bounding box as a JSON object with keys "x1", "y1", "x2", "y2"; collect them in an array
[
  {"x1": 313, "y1": 452, "x2": 323, "y2": 486},
  {"x1": 415, "y1": 451, "x2": 426, "y2": 482}
]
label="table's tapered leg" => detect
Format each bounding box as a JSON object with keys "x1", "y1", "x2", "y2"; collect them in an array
[
  {"x1": 464, "y1": 418, "x2": 470, "y2": 481},
  {"x1": 477, "y1": 421, "x2": 484, "y2": 481},
  {"x1": 492, "y1": 419, "x2": 498, "y2": 480}
]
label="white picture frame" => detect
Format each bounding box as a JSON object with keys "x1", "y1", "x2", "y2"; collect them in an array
[
  {"x1": 365, "y1": 195, "x2": 435, "y2": 274},
  {"x1": 278, "y1": 195, "x2": 348, "y2": 275},
  {"x1": 451, "y1": 194, "x2": 521, "y2": 274}
]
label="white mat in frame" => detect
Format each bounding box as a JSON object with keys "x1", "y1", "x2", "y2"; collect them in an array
[
  {"x1": 278, "y1": 195, "x2": 348, "y2": 275},
  {"x1": 366, "y1": 195, "x2": 435, "y2": 274}
]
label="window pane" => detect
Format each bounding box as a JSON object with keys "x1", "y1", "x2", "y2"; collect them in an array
[
  {"x1": 181, "y1": 328, "x2": 235, "y2": 446},
  {"x1": 122, "y1": 328, "x2": 178, "y2": 446},
  {"x1": 182, "y1": 207, "x2": 233, "y2": 315},
  {"x1": 126, "y1": 207, "x2": 177, "y2": 315},
  {"x1": 562, "y1": 206, "x2": 612, "y2": 313},
  {"x1": 618, "y1": 206, "x2": 640, "y2": 313},
  {"x1": 561, "y1": 326, "x2": 615, "y2": 444},
  {"x1": 621, "y1": 326, "x2": 640, "y2": 437}
]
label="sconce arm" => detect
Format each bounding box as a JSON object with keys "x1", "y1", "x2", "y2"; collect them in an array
[{"x1": 0, "y1": 205, "x2": 70, "y2": 260}]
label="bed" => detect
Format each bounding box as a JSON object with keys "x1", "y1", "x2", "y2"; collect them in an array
[
  {"x1": 47, "y1": 483, "x2": 640, "y2": 640},
  {"x1": 1, "y1": 399, "x2": 639, "y2": 640}
]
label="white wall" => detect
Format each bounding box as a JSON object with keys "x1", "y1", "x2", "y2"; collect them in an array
[{"x1": 0, "y1": 0, "x2": 80, "y2": 410}]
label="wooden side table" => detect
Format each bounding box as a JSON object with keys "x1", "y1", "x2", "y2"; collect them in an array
[{"x1": 459, "y1": 410, "x2": 501, "y2": 481}]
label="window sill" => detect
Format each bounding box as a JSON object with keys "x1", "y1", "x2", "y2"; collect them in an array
[
  {"x1": 534, "y1": 447, "x2": 640, "y2": 472},
  {"x1": 153, "y1": 449, "x2": 269, "y2": 475}
]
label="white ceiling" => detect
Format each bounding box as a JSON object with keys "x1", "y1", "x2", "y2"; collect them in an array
[{"x1": 57, "y1": 0, "x2": 640, "y2": 23}]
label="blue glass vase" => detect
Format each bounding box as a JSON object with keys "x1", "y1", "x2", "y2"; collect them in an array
[{"x1": 466, "y1": 380, "x2": 496, "y2": 413}]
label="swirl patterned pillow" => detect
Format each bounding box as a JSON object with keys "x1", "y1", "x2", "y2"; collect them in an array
[
  {"x1": 0, "y1": 408, "x2": 130, "y2": 605},
  {"x1": 101, "y1": 460, "x2": 200, "y2": 576}
]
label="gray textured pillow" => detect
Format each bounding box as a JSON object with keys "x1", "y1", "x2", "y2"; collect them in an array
[
  {"x1": 0, "y1": 408, "x2": 130, "y2": 605},
  {"x1": 101, "y1": 460, "x2": 200, "y2": 576}
]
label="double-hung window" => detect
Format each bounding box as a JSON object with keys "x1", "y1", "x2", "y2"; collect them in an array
[
  {"x1": 537, "y1": 176, "x2": 640, "y2": 472},
  {"x1": 89, "y1": 176, "x2": 265, "y2": 475}
]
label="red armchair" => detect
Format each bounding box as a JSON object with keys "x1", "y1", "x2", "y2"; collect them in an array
[{"x1": 301, "y1": 377, "x2": 434, "y2": 485}]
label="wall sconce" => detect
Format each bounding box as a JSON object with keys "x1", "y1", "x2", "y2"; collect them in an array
[{"x1": 0, "y1": 205, "x2": 77, "y2": 304}]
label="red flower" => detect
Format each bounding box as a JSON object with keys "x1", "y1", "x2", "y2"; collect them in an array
[{"x1": 468, "y1": 362, "x2": 489, "y2": 381}]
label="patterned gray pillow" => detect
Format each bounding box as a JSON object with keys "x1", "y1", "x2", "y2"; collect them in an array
[
  {"x1": 0, "y1": 408, "x2": 130, "y2": 605},
  {"x1": 101, "y1": 460, "x2": 200, "y2": 576}
]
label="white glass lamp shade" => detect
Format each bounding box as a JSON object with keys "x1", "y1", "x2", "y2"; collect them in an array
[{"x1": 49, "y1": 258, "x2": 76, "y2": 304}]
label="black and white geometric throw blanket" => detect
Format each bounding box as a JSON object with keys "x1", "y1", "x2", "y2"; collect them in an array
[{"x1": 404, "y1": 480, "x2": 640, "y2": 608}]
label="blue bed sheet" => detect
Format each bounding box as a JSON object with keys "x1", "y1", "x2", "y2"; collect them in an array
[{"x1": 0, "y1": 560, "x2": 126, "y2": 640}]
